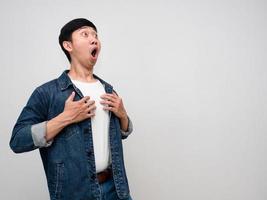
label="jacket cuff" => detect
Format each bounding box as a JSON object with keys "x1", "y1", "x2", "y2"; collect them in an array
[
  {"x1": 31, "y1": 121, "x2": 53, "y2": 147},
  {"x1": 120, "y1": 116, "x2": 133, "y2": 137}
]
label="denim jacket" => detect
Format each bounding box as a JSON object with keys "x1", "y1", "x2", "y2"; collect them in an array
[{"x1": 10, "y1": 70, "x2": 133, "y2": 200}]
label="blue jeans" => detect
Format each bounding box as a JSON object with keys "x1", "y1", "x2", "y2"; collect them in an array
[{"x1": 99, "y1": 176, "x2": 133, "y2": 200}]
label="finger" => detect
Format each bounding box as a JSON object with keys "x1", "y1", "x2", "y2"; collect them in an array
[
  {"x1": 101, "y1": 94, "x2": 117, "y2": 102},
  {"x1": 100, "y1": 100, "x2": 116, "y2": 107},
  {"x1": 86, "y1": 105, "x2": 97, "y2": 113},
  {"x1": 103, "y1": 93, "x2": 117, "y2": 98},
  {"x1": 103, "y1": 106, "x2": 115, "y2": 112},
  {"x1": 85, "y1": 100, "x2": 95, "y2": 107},
  {"x1": 86, "y1": 112, "x2": 95, "y2": 118},
  {"x1": 78, "y1": 96, "x2": 91, "y2": 103},
  {"x1": 66, "y1": 91, "x2": 75, "y2": 102}
]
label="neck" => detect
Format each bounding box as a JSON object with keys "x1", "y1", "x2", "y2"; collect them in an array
[{"x1": 68, "y1": 59, "x2": 96, "y2": 83}]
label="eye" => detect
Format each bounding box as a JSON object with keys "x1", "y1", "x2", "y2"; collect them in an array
[{"x1": 82, "y1": 32, "x2": 88, "y2": 37}]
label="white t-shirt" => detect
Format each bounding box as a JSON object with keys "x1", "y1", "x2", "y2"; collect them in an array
[{"x1": 71, "y1": 78, "x2": 111, "y2": 173}]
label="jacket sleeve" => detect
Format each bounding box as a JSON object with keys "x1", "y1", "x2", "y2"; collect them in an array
[
  {"x1": 121, "y1": 115, "x2": 133, "y2": 139},
  {"x1": 9, "y1": 88, "x2": 50, "y2": 153},
  {"x1": 31, "y1": 121, "x2": 53, "y2": 147}
]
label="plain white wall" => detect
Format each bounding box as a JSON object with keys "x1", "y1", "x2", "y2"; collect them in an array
[{"x1": 1, "y1": 0, "x2": 266, "y2": 199}]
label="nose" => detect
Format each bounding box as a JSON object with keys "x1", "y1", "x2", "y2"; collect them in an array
[{"x1": 90, "y1": 38, "x2": 98, "y2": 45}]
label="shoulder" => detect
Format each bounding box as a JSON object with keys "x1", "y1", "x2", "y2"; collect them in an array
[{"x1": 36, "y1": 78, "x2": 58, "y2": 92}]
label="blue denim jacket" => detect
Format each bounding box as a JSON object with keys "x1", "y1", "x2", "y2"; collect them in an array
[{"x1": 10, "y1": 70, "x2": 132, "y2": 200}]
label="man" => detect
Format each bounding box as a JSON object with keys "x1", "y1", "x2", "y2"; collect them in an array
[{"x1": 10, "y1": 18, "x2": 133, "y2": 200}]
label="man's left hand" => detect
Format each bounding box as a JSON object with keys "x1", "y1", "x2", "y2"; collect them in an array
[{"x1": 100, "y1": 92, "x2": 127, "y2": 120}]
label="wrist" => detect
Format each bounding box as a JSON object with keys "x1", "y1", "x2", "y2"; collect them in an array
[
  {"x1": 119, "y1": 114, "x2": 129, "y2": 132},
  {"x1": 58, "y1": 112, "x2": 72, "y2": 127},
  {"x1": 120, "y1": 113, "x2": 128, "y2": 121}
]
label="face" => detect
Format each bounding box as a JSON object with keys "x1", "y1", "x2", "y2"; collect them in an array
[{"x1": 64, "y1": 26, "x2": 101, "y2": 67}]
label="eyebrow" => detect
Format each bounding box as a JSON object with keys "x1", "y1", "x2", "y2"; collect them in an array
[{"x1": 78, "y1": 26, "x2": 97, "y2": 34}]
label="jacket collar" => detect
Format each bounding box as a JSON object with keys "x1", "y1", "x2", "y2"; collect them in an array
[{"x1": 57, "y1": 69, "x2": 113, "y2": 92}]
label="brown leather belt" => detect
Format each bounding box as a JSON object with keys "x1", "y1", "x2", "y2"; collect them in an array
[{"x1": 97, "y1": 168, "x2": 112, "y2": 184}]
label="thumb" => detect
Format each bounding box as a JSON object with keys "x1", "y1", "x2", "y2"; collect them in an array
[{"x1": 66, "y1": 91, "x2": 75, "y2": 102}]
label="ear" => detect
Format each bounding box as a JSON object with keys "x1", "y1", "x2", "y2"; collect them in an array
[{"x1": 62, "y1": 41, "x2": 73, "y2": 52}]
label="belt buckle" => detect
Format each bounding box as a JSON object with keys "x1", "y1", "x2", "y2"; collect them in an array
[{"x1": 97, "y1": 168, "x2": 112, "y2": 184}]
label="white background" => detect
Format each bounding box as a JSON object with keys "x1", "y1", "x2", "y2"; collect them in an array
[{"x1": 1, "y1": 0, "x2": 266, "y2": 199}]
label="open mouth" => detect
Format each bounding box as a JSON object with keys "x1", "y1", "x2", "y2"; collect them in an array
[{"x1": 91, "y1": 47, "x2": 98, "y2": 58}]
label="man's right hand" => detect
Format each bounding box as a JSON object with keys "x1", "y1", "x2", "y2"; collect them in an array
[
  {"x1": 45, "y1": 91, "x2": 96, "y2": 142},
  {"x1": 62, "y1": 91, "x2": 96, "y2": 124}
]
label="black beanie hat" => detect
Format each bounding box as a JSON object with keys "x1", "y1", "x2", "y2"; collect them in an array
[{"x1": 59, "y1": 18, "x2": 97, "y2": 62}]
